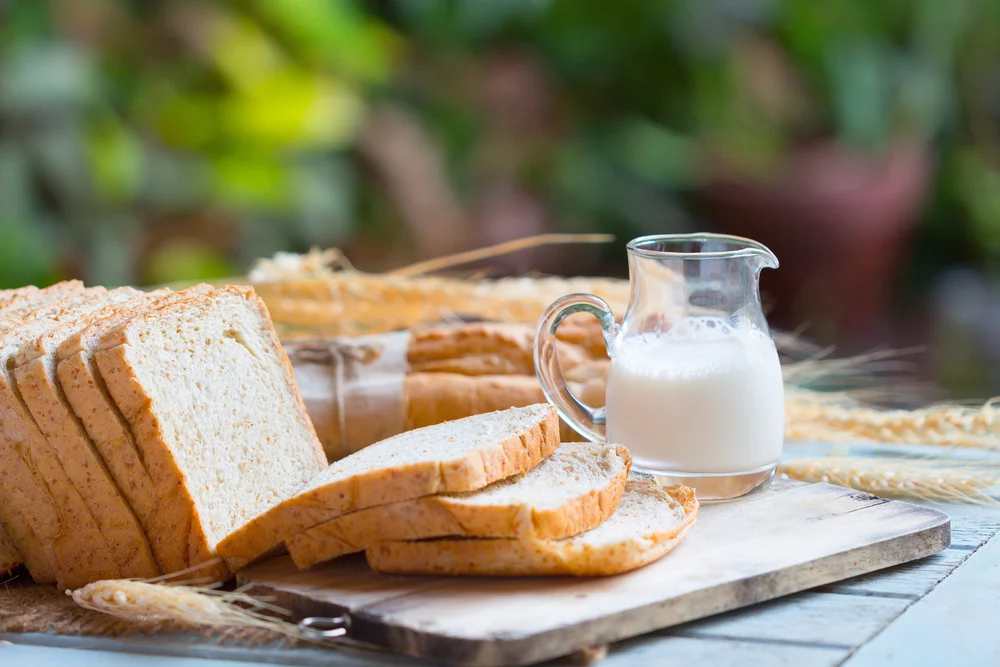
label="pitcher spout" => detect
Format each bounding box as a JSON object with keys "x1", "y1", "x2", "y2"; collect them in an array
[{"x1": 747, "y1": 241, "x2": 779, "y2": 271}]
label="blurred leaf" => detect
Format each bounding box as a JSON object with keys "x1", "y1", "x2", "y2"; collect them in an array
[
  {"x1": 137, "y1": 85, "x2": 219, "y2": 150},
  {"x1": 207, "y1": 12, "x2": 285, "y2": 91},
  {"x1": 211, "y1": 154, "x2": 290, "y2": 209},
  {"x1": 0, "y1": 216, "x2": 57, "y2": 288},
  {"x1": 256, "y1": 0, "x2": 401, "y2": 83},
  {"x1": 222, "y1": 68, "x2": 365, "y2": 149},
  {"x1": 826, "y1": 38, "x2": 890, "y2": 149},
  {"x1": 86, "y1": 118, "x2": 142, "y2": 203},
  {"x1": 954, "y1": 151, "x2": 1000, "y2": 256},
  {"x1": 610, "y1": 118, "x2": 698, "y2": 188},
  {"x1": 144, "y1": 239, "x2": 237, "y2": 285}
]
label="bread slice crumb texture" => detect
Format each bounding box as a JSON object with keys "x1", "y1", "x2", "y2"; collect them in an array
[
  {"x1": 95, "y1": 286, "x2": 326, "y2": 573},
  {"x1": 287, "y1": 442, "x2": 631, "y2": 569},
  {"x1": 366, "y1": 479, "x2": 698, "y2": 577},
  {"x1": 56, "y1": 285, "x2": 214, "y2": 576},
  {"x1": 218, "y1": 403, "x2": 559, "y2": 562}
]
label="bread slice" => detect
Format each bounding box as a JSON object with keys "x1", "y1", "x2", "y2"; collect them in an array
[
  {"x1": 15, "y1": 289, "x2": 170, "y2": 580},
  {"x1": 0, "y1": 290, "x2": 138, "y2": 587},
  {"x1": 0, "y1": 281, "x2": 87, "y2": 318},
  {"x1": 95, "y1": 286, "x2": 326, "y2": 579},
  {"x1": 0, "y1": 524, "x2": 21, "y2": 576},
  {"x1": 218, "y1": 403, "x2": 559, "y2": 562},
  {"x1": 0, "y1": 285, "x2": 38, "y2": 307},
  {"x1": 287, "y1": 442, "x2": 631, "y2": 569},
  {"x1": 56, "y1": 285, "x2": 217, "y2": 576},
  {"x1": 0, "y1": 283, "x2": 98, "y2": 584},
  {"x1": 367, "y1": 479, "x2": 698, "y2": 577}
]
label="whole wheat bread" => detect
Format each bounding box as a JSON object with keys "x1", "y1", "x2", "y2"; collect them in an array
[
  {"x1": 287, "y1": 442, "x2": 630, "y2": 569},
  {"x1": 14, "y1": 289, "x2": 173, "y2": 579},
  {"x1": 95, "y1": 286, "x2": 326, "y2": 580},
  {"x1": 0, "y1": 287, "x2": 134, "y2": 587},
  {"x1": 56, "y1": 285, "x2": 218, "y2": 576},
  {"x1": 218, "y1": 403, "x2": 559, "y2": 563},
  {"x1": 367, "y1": 479, "x2": 698, "y2": 577}
]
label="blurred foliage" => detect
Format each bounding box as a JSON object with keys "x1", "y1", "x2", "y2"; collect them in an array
[
  {"x1": 1, "y1": 0, "x2": 1000, "y2": 289},
  {"x1": 0, "y1": 0, "x2": 396, "y2": 286}
]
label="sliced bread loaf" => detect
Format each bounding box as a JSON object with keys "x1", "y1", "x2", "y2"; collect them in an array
[
  {"x1": 0, "y1": 292, "x2": 138, "y2": 587},
  {"x1": 14, "y1": 289, "x2": 169, "y2": 579},
  {"x1": 218, "y1": 403, "x2": 559, "y2": 562},
  {"x1": 95, "y1": 286, "x2": 326, "y2": 579},
  {"x1": 0, "y1": 283, "x2": 98, "y2": 584},
  {"x1": 366, "y1": 479, "x2": 698, "y2": 577},
  {"x1": 55, "y1": 285, "x2": 216, "y2": 576},
  {"x1": 0, "y1": 281, "x2": 87, "y2": 318},
  {"x1": 287, "y1": 442, "x2": 630, "y2": 569}
]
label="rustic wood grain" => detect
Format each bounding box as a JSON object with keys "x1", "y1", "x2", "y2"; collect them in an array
[
  {"x1": 239, "y1": 483, "x2": 949, "y2": 666},
  {"x1": 844, "y1": 532, "x2": 1000, "y2": 666}
]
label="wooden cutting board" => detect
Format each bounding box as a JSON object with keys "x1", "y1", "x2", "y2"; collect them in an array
[{"x1": 238, "y1": 482, "x2": 950, "y2": 666}]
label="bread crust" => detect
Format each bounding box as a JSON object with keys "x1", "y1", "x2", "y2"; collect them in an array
[
  {"x1": 56, "y1": 286, "x2": 214, "y2": 576},
  {"x1": 287, "y1": 444, "x2": 631, "y2": 569},
  {"x1": 96, "y1": 286, "x2": 325, "y2": 579},
  {"x1": 366, "y1": 482, "x2": 698, "y2": 577},
  {"x1": 218, "y1": 405, "x2": 560, "y2": 562},
  {"x1": 0, "y1": 350, "x2": 120, "y2": 587}
]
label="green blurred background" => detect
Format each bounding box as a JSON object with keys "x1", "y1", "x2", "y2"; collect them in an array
[{"x1": 1, "y1": 0, "x2": 999, "y2": 397}]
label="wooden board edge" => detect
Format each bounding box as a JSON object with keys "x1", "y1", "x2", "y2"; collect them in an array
[{"x1": 355, "y1": 512, "x2": 951, "y2": 666}]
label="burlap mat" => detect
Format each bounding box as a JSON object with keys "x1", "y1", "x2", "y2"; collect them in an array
[{"x1": 0, "y1": 575, "x2": 292, "y2": 646}]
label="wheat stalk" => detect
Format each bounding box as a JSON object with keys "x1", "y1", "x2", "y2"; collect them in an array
[
  {"x1": 779, "y1": 456, "x2": 1000, "y2": 505},
  {"x1": 68, "y1": 578, "x2": 384, "y2": 652},
  {"x1": 786, "y1": 391, "x2": 999, "y2": 449}
]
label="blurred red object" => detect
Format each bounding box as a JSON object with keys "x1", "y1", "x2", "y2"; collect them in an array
[{"x1": 701, "y1": 140, "x2": 933, "y2": 351}]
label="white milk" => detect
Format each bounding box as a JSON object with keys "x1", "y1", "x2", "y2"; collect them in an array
[{"x1": 605, "y1": 317, "x2": 785, "y2": 474}]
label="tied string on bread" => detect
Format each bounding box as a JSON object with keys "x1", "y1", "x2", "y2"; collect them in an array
[{"x1": 285, "y1": 332, "x2": 409, "y2": 460}]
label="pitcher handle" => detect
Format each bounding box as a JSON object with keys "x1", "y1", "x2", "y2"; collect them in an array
[{"x1": 534, "y1": 293, "x2": 619, "y2": 443}]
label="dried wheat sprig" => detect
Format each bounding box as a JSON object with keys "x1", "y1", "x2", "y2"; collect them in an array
[
  {"x1": 786, "y1": 392, "x2": 999, "y2": 449},
  {"x1": 387, "y1": 233, "x2": 615, "y2": 277},
  {"x1": 779, "y1": 456, "x2": 1000, "y2": 505},
  {"x1": 68, "y1": 579, "x2": 382, "y2": 652},
  {"x1": 70, "y1": 580, "x2": 297, "y2": 634}
]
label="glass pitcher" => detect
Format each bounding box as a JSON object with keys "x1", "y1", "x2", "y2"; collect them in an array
[{"x1": 534, "y1": 234, "x2": 784, "y2": 501}]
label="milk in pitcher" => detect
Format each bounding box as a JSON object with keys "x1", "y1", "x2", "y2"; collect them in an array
[{"x1": 605, "y1": 316, "x2": 785, "y2": 475}]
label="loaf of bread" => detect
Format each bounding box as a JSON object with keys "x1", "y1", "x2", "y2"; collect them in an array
[
  {"x1": 287, "y1": 442, "x2": 631, "y2": 569},
  {"x1": 286, "y1": 322, "x2": 609, "y2": 460}
]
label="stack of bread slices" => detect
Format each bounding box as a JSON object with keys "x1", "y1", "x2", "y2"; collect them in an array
[
  {"x1": 0, "y1": 281, "x2": 696, "y2": 586},
  {"x1": 218, "y1": 404, "x2": 699, "y2": 577}
]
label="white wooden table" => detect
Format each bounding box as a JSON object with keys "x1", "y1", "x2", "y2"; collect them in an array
[{"x1": 4, "y1": 441, "x2": 999, "y2": 667}]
